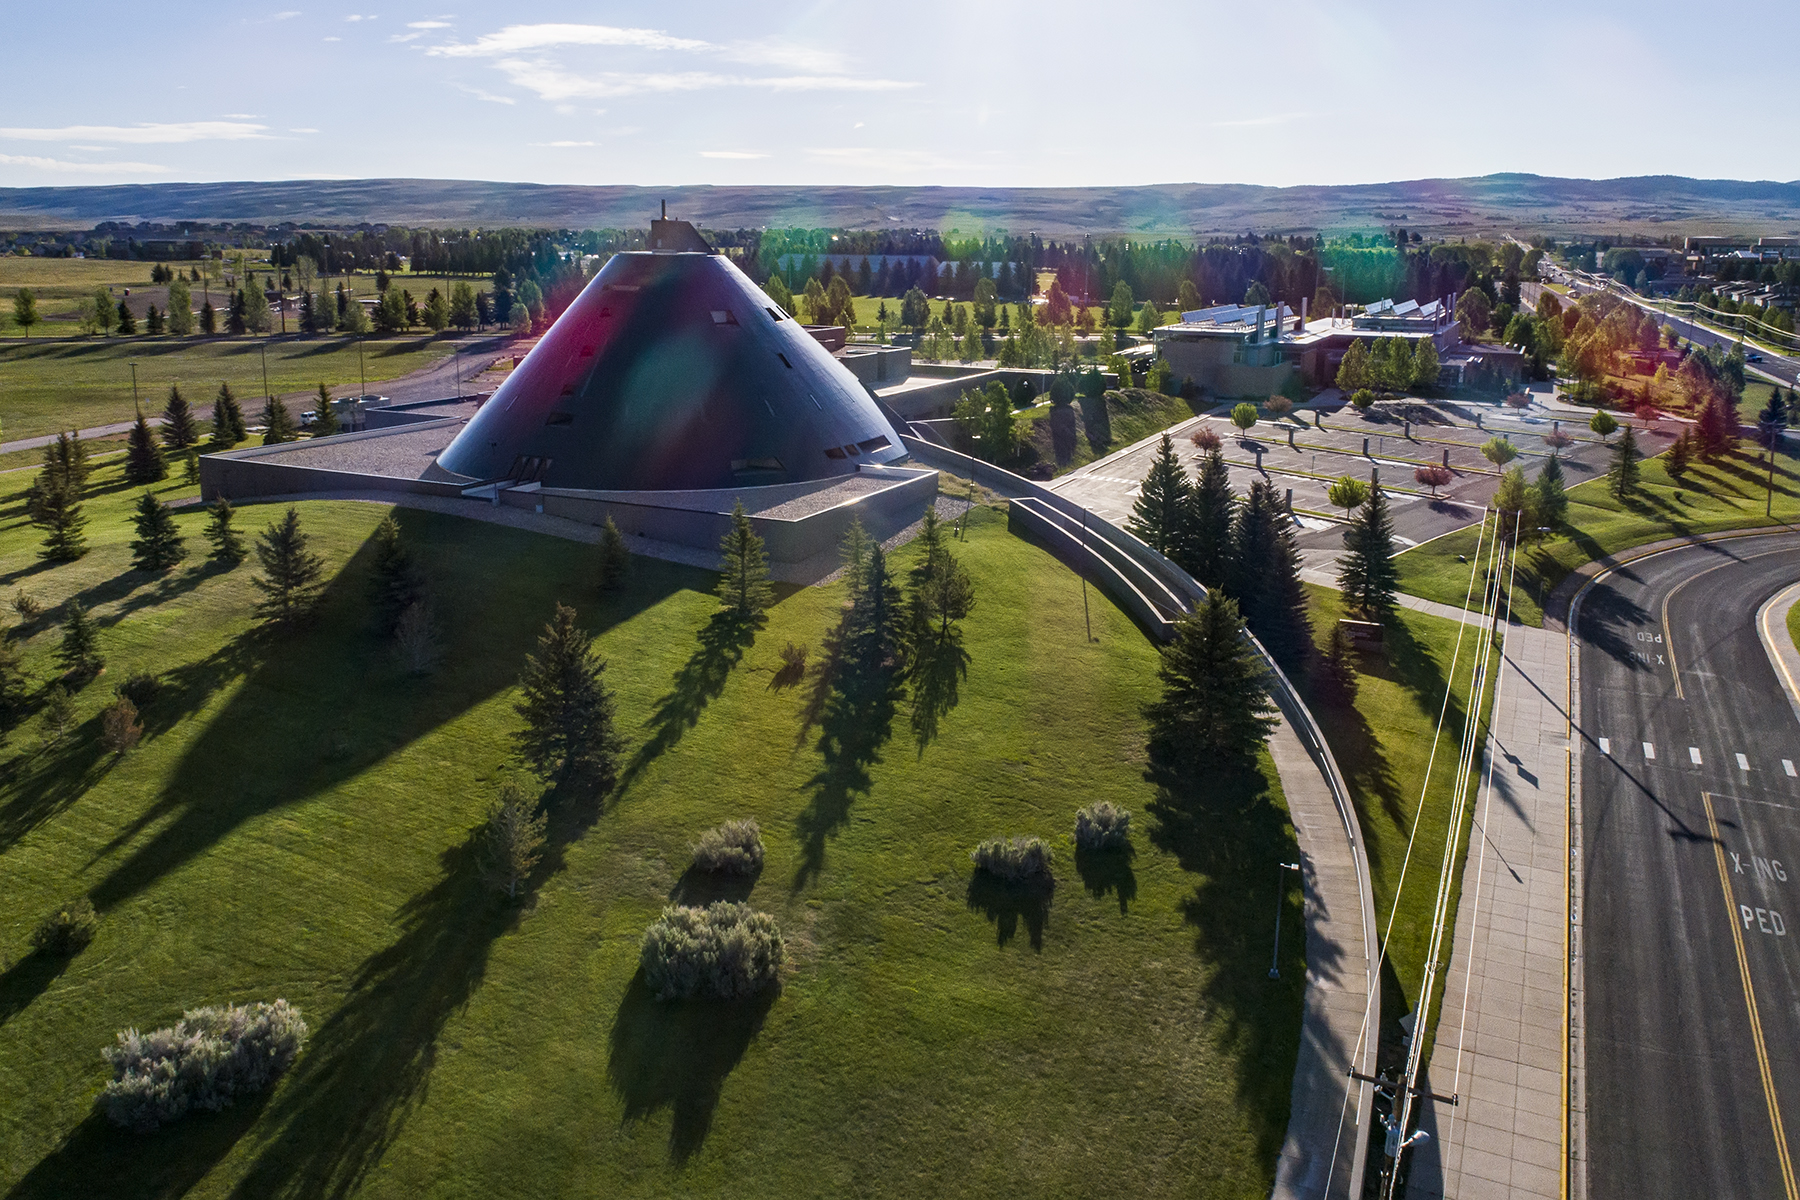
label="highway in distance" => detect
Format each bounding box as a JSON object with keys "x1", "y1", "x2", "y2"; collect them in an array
[{"x1": 1576, "y1": 534, "x2": 1800, "y2": 1199}]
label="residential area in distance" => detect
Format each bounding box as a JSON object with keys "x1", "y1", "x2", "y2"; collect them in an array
[{"x1": 2, "y1": 3, "x2": 1798, "y2": 1199}]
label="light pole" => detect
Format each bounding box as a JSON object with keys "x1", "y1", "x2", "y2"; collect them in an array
[
  {"x1": 129, "y1": 360, "x2": 139, "y2": 411},
  {"x1": 1268, "y1": 861, "x2": 1301, "y2": 980},
  {"x1": 259, "y1": 341, "x2": 271, "y2": 406}
]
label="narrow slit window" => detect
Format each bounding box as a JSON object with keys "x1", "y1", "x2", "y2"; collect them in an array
[
  {"x1": 766, "y1": 307, "x2": 784, "y2": 322},
  {"x1": 776, "y1": 353, "x2": 793, "y2": 369},
  {"x1": 856, "y1": 435, "x2": 892, "y2": 453},
  {"x1": 824, "y1": 446, "x2": 847, "y2": 460}
]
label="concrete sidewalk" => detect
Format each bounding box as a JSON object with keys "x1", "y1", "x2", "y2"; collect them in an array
[{"x1": 1409, "y1": 619, "x2": 1570, "y2": 1199}]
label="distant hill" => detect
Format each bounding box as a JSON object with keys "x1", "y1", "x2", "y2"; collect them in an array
[{"x1": 3, "y1": 174, "x2": 1798, "y2": 238}]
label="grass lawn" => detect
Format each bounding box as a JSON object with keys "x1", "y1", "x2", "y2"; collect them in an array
[
  {"x1": 0, "y1": 337, "x2": 464, "y2": 442},
  {"x1": 0, "y1": 468, "x2": 1305, "y2": 1196},
  {"x1": 1396, "y1": 437, "x2": 1800, "y2": 627},
  {"x1": 1788, "y1": 593, "x2": 1800, "y2": 656},
  {"x1": 1296, "y1": 585, "x2": 1496, "y2": 1066},
  {"x1": 1018, "y1": 388, "x2": 1208, "y2": 476}
]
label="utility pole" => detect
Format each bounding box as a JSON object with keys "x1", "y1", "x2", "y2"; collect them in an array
[
  {"x1": 259, "y1": 341, "x2": 271, "y2": 405},
  {"x1": 1079, "y1": 507, "x2": 1093, "y2": 643},
  {"x1": 358, "y1": 336, "x2": 366, "y2": 399},
  {"x1": 1267, "y1": 861, "x2": 1300, "y2": 979},
  {"x1": 129, "y1": 361, "x2": 139, "y2": 411}
]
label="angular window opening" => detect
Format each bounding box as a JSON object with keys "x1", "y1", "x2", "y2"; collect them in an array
[
  {"x1": 856, "y1": 435, "x2": 892, "y2": 453},
  {"x1": 710, "y1": 309, "x2": 738, "y2": 325},
  {"x1": 776, "y1": 352, "x2": 793, "y2": 369},
  {"x1": 844, "y1": 444, "x2": 861, "y2": 457},
  {"x1": 824, "y1": 446, "x2": 848, "y2": 460},
  {"x1": 766, "y1": 307, "x2": 784, "y2": 322}
]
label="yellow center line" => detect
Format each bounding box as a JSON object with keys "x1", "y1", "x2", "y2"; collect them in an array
[
  {"x1": 1702, "y1": 790, "x2": 1799, "y2": 1200},
  {"x1": 1661, "y1": 549, "x2": 1800, "y2": 701}
]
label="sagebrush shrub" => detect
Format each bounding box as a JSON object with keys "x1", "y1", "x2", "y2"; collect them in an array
[
  {"x1": 971, "y1": 836, "x2": 1054, "y2": 883},
  {"x1": 101, "y1": 1000, "x2": 308, "y2": 1132},
  {"x1": 690, "y1": 818, "x2": 764, "y2": 875},
  {"x1": 1074, "y1": 803, "x2": 1132, "y2": 851},
  {"x1": 116, "y1": 671, "x2": 161, "y2": 709},
  {"x1": 640, "y1": 902, "x2": 785, "y2": 1001},
  {"x1": 31, "y1": 897, "x2": 98, "y2": 956}
]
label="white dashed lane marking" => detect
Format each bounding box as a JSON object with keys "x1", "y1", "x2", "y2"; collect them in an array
[
  {"x1": 1786, "y1": 759, "x2": 1798, "y2": 778},
  {"x1": 1644, "y1": 742, "x2": 1656, "y2": 760},
  {"x1": 1689, "y1": 747, "x2": 1703, "y2": 765},
  {"x1": 1599, "y1": 738, "x2": 1611, "y2": 756},
  {"x1": 1737, "y1": 753, "x2": 1750, "y2": 771}
]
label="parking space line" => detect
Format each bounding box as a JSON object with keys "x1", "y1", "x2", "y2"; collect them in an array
[
  {"x1": 1690, "y1": 747, "x2": 1704, "y2": 765},
  {"x1": 1786, "y1": 759, "x2": 1797, "y2": 778},
  {"x1": 1599, "y1": 737, "x2": 1610, "y2": 755},
  {"x1": 1738, "y1": 753, "x2": 1751, "y2": 771},
  {"x1": 1644, "y1": 742, "x2": 1656, "y2": 760}
]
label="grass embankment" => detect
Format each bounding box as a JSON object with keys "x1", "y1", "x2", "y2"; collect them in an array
[
  {"x1": 0, "y1": 338, "x2": 464, "y2": 442},
  {"x1": 1297, "y1": 585, "x2": 1496, "y2": 1066},
  {"x1": 1020, "y1": 388, "x2": 1207, "y2": 476},
  {"x1": 1395, "y1": 438, "x2": 1800, "y2": 627},
  {"x1": 0, "y1": 470, "x2": 1303, "y2": 1196},
  {"x1": 1788, "y1": 594, "x2": 1800, "y2": 657}
]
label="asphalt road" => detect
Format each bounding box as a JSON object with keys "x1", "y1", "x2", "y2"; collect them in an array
[{"x1": 1576, "y1": 535, "x2": 1800, "y2": 1199}]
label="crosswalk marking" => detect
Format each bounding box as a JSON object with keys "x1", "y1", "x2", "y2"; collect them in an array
[
  {"x1": 1690, "y1": 747, "x2": 1704, "y2": 765},
  {"x1": 1599, "y1": 737, "x2": 1611, "y2": 755},
  {"x1": 1737, "y1": 753, "x2": 1751, "y2": 771},
  {"x1": 1644, "y1": 742, "x2": 1656, "y2": 760}
]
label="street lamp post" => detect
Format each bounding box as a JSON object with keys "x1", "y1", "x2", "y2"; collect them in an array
[
  {"x1": 129, "y1": 361, "x2": 139, "y2": 411},
  {"x1": 1268, "y1": 861, "x2": 1302, "y2": 980},
  {"x1": 259, "y1": 342, "x2": 271, "y2": 406}
]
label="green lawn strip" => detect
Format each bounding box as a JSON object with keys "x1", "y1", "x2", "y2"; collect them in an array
[
  {"x1": 1297, "y1": 584, "x2": 1498, "y2": 1070},
  {"x1": 1787, "y1": 594, "x2": 1800, "y2": 657},
  {"x1": 1395, "y1": 438, "x2": 1800, "y2": 627},
  {"x1": 1018, "y1": 389, "x2": 1208, "y2": 477},
  {"x1": 0, "y1": 473, "x2": 1302, "y2": 1196},
  {"x1": 0, "y1": 337, "x2": 463, "y2": 441}
]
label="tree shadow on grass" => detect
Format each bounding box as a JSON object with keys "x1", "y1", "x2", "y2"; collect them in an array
[
  {"x1": 965, "y1": 872, "x2": 1053, "y2": 948},
  {"x1": 5, "y1": 1092, "x2": 273, "y2": 1200},
  {"x1": 669, "y1": 863, "x2": 758, "y2": 907},
  {"x1": 618, "y1": 610, "x2": 757, "y2": 793},
  {"x1": 1073, "y1": 844, "x2": 1138, "y2": 915},
  {"x1": 1144, "y1": 749, "x2": 1305, "y2": 1172},
  {"x1": 0, "y1": 718, "x2": 114, "y2": 855},
  {"x1": 85, "y1": 508, "x2": 680, "y2": 913},
  {"x1": 607, "y1": 972, "x2": 777, "y2": 1164},
  {"x1": 0, "y1": 951, "x2": 70, "y2": 1029},
  {"x1": 907, "y1": 627, "x2": 969, "y2": 755}
]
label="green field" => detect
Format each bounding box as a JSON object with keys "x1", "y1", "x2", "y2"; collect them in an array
[
  {"x1": 0, "y1": 468, "x2": 1309, "y2": 1196},
  {"x1": 1297, "y1": 584, "x2": 1495, "y2": 1064},
  {"x1": 0, "y1": 338, "x2": 468, "y2": 443},
  {"x1": 1396, "y1": 437, "x2": 1800, "y2": 627},
  {"x1": 1788, "y1": 593, "x2": 1800, "y2": 656}
]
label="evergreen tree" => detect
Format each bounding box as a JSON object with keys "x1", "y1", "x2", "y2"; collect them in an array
[
  {"x1": 263, "y1": 396, "x2": 297, "y2": 445},
  {"x1": 1609, "y1": 423, "x2": 1642, "y2": 498},
  {"x1": 128, "y1": 492, "x2": 187, "y2": 572},
  {"x1": 204, "y1": 496, "x2": 247, "y2": 565},
  {"x1": 38, "y1": 685, "x2": 75, "y2": 744},
  {"x1": 1126, "y1": 434, "x2": 1192, "y2": 558},
  {"x1": 252, "y1": 506, "x2": 325, "y2": 624},
  {"x1": 1696, "y1": 390, "x2": 1735, "y2": 458},
  {"x1": 597, "y1": 516, "x2": 631, "y2": 592},
  {"x1": 212, "y1": 383, "x2": 247, "y2": 447},
  {"x1": 0, "y1": 625, "x2": 29, "y2": 736},
  {"x1": 916, "y1": 545, "x2": 975, "y2": 639},
  {"x1": 716, "y1": 500, "x2": 773, "y2": 618},
  {"x1": 1666, "y1": 429, "x2": 1693, "y2": 482},
  {"x1": 1337, "y1": 486, "x2": 1399, "y2": 618},
  {"x1": 116, "y1": 300, "x2": 136, "y2": 335},
  {"x1": 479, "y1": 781, "x2": 547, "y2": 899},
  {"x1": 1493, "y1": 466, "x2": 1539, "y2": 543},
  {"x1": 161, "y1": 384, "x2": 198, "y2": 451},
  {"x1": 840, "y1": 516, "x2": 871, "y2": 607},
  {"x1": 367, "y1": 513, "x2": 425, "y2": 634},
  {"x1": 199, "y1": 299, "x2": 216, "y2": 334},
  {"x1": 514, "y1": 602, "x2": 621, "y2": 789},
  {"x1": 226, "y1": 289, "x2": 247, "y2": 335},
  {"x1": 1534, "y1": 454, "x2": 1569, "y2": 527},
  {"x1": 1228, "y1": 481, "x2": 1310, "y2": 672},
  {"x1": 312, "y1": 383, "x2": 340, "y2": 436},
  {"x1": 1145, "y1": 592, "x2": 1279, "y2": 768},
  {"x1": 57, "y1": 600, "x2": 102, "y2": 679},
  {"x1": 846, "y1": 544, "x2": 906, "y2": 669},
  {"x1": 27, "y1": 432, "x2": 90, "y2": 563},
  {"x1": 1181, "y1": 444, "x2": 1234, "y2": 588},
  {"x1": 124, "y1": 408, "x2": 167, "y2": 483}
]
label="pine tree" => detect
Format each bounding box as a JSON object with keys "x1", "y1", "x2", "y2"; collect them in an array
[
  {"x1": 27, "y1": 433, "x2": 89, "y2": 563},
  {"x1": 0, "y1": 626, "x2": 30, "y2": 735},
  {"x1": 840, "y1": 516, "x2": 871, "y2": 607},
  {"x1": 1145, "y1": 592, "x2": 1279, "y2": 767},
  {"x1": 1534, "y1": 454, "x2": 1569, "y2": 527},
  {"x1": 368, "y1": 514, "x2": 424, "y2": 633},
  {"x1": 514, "y1": 602, "x2": 621, "y2": 788},
  {"x1": 252, "y1": 507, "x2": 325, "y2": 624},
  {"x1": 1337, "y1": 486, "x2": 1399, "y2": 618},
  {"x1": 479, "y1": 781, "x2": 547, "y2": 899},
  {"x1": 263, "y1": 396, "x2": 297, "y2": 445},
  {"x1": 1609, "y1": 423, "x2": 1642, "y2": 498},
  {"x1": 161, "y1": 385, "x2": 198, "y2": 451},
  {"x1": 116, "y1": 300, "x2": 136, "y2": 335},
  {"x1": 716, "y1": 500, "x2": 773, "y2": 618},
  {"x1": 204, "y1": 496, "x2": 247, "y2": 565},
  {"x1": 1666, "y1": 429, "x2": 1693, "y2": 482},
  {"x1": 39, "y1": 685, "x2": 75, "y2": 744},
  {"x1": 312, "y1": 383, "x2": 340, "y2": 436},
  {"x1": 1228, "y1": 481, "x2": 1310, "y2": 672},
  {"x1": 847, "y1": 544, "x2": 906, "y2": 669},
  {"x1": 199, "y1": 299, "x2": 216, "y2": 334},
  {"x1": 1127, "y1": 434, "x2": 1192, "y2": 558},
  {"x1": 124, "y1": 408, "x2": 167, "y2": 484},
  {"x1": 128, "y1": 492, "x2": 187, "y2": 572},
  {"x1": 57, "y1": 600, "x2": 102, "y2": 678},
  {"x1": 596, "y1": 516, "x2": 630, "y2": 592},
  {"x1": 184, "y1": 448, "x2": 199, "y2": 483},
  {"x1": 1696, "y1": 389, "x2": 1735, "y2": 458},
  {"x1": 916, "y1": 546, "x2": 975, "y2": 639},
  {"x1": 213, "y1": 383, "x2": 246, "y2": 447},
  {"x1": 1182, "y1": 444, "x2": 1234, "y2": 588}
]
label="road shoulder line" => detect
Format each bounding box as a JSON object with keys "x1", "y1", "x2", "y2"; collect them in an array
[{"x1": 1756, "y1": 581, "x2": 1800, "y2": 729}]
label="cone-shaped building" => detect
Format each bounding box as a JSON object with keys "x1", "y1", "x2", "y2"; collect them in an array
[{"x1": 438, "y1": 228, "x2": 905, "y2": 491}]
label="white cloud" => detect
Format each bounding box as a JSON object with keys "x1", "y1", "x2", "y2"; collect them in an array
[
  {"x1": 490, "y1": 60, "x2": 913, "y2": 102},
  {"x1": 408, "y1": 19, "x2": 451, "y2": 27},
  {"x1": 222, "y1": 113, "x2": 260, "y2": 119},
  {"x1": 272, "y1": 9, "x2": 301, "y2": 18},
  {"x1": 389, "y1": 32, "x2": 422, "y2": 42},
  {"x1": 323, "y1": 35, "x2": 340, "y2": 41},
  {"x1": 345, "y1": 12, "x2": 376, "y2": 20},
  {"x1": 0, "y1": 153, "x2": 169, "y2": 175},
  {"x1": 430, "y1": 22, "x2": 706, "y2": 57},
  {"x1": 67, "y1": 144, "x2": 112, "y2": 151},
  {"x1": 0, "y1": 121, "x2": 268, "y2": 144},
  {"x1": 452, "y1": 83, "x2": 515, "y2": 105},
  {"x1": 701, "y1": 150, "x2": 767, "y2": 160}
]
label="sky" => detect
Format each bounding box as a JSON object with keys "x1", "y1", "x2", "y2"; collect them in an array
[{"x1": 2, "y1": 0, "x2": 1795, "y2": 191}]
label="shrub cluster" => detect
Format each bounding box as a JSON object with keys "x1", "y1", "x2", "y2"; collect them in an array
[
  {"x1": 690, "y1": 818, "x2": 765, "y2": 876},
  {"x1": 971, "y1": 836, "x2": 1054, "y2": 883},
  {"x1": 100, "y1": 1000, "x2": 308, "y2": 1131},
  {"x1": 31, "y1": 897, "x2": 99, "y2": 956},
  {"x1": 640, "y1": 902, "x2": 785, "y2": 1001},
  {"x1": 1074, "y1": 803, "x2": 1132, "y2": 851}
]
